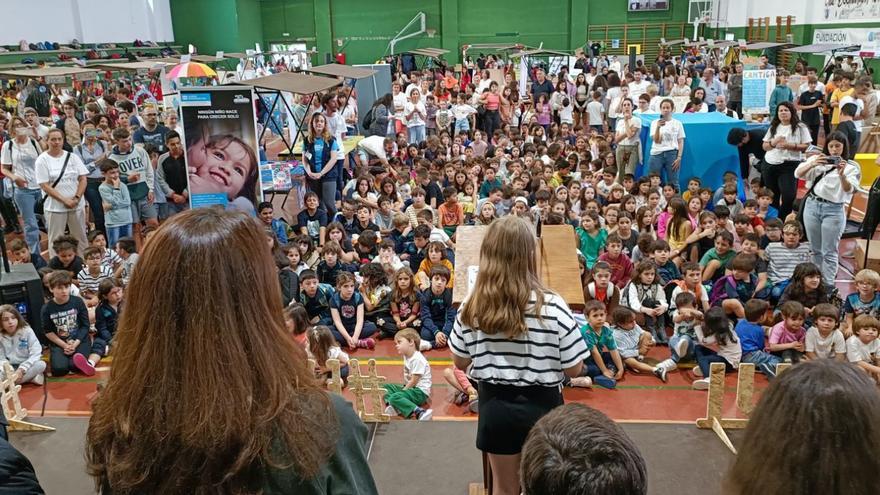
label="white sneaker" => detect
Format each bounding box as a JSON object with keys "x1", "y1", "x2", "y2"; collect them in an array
[
  {"x1": 569, "y1": 376, "x2": 593, "y2": 388},
  {"x1": 417, "y1": 408, "x2": 433, "y2": 421},
  {"x1": 692, "y1": 366, "x2": 704, "y2": 377},
  {"x1": 652, "y1": 366, "x2": 668, "y2": 383},
  {"x1": 384, "y1": 405, "x2": 396, "y2": 417},
  {"x1": 692, "y1": 378, "x2": 711, "y2": 390},
  {"x1": 673, "y1": 339, "x2": 689, "y2": 360},
  {"x1": 657, "y1": 358, "x2": 678, "y2": 372},
  {"x1": 32, "y1": 373, "x2": 44, "y2": 386},
  {"x1": 419, "y1": 341, "x2": 432, "y2": 352}
]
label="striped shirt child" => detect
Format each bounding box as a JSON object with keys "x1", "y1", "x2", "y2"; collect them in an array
[{"x1": 77, "y1": 265, "x2": 114, "y2": 294}]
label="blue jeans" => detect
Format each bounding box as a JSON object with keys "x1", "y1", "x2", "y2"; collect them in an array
[
  {"x1": 13, "y1": 188, "x2": 41, "y2": 254},
  {"x1": 330, "y1": 321, "x2": 377, "y2": 345},
  {"x1": 802, "y1": 195, "x2": 846, "y2": 284},
  {"x1": 648, "y1": 149, "x2": 680, "y2": 192},
  {"x1": 454, "y1": 119, "x2": 470, "y2": 133},
  {"x1": 669, "y1": 333, "x2": 696, "y2": 362},
  {"x1": 420, "y1": 325, "x2": 450, "y2": 348},
  {"x1": 742, "y1": 350, "x2": 781, "y2": 378},
  {"x1": 408, "y1": 124, "x2": 426, "y2": 144},
  {"x1": 694, "y1": 345, "x2": 734, "y2": 377},
  {"x1": 769, "y1": 279, "x2": 790, "y2": 303},
  {"x1": 106, "y1": 224, "x2": 132, "y2": 247}
]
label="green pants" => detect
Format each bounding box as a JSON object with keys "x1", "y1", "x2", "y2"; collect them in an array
[{"x1": 383, "y1": 383, "x2": 428, "y2": 418}]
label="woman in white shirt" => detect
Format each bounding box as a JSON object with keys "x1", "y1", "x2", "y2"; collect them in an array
[
  {"x1": 404, "y1": 89, "x2": 426, "y2": 145},
  {"x1": 648, "y1": 99, "x2": 686, "y2": 192},
  {"x1": 0, "y1": 117, "x2": 42, "y2": 253},
  {"x1": 614, "y1": 98, "x2": 641, "y2": 183},
  {"x1": 35, "y1": 128, "x2": 89, "y2": 256},
  {"x1": 794, "y1": 131, "x2": 861, "y2": 285},
  {"x1": 761, "y1": 101, "x2": 812, "y2": 220}
]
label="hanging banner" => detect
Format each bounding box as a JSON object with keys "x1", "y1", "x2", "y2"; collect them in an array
[
  {"x1": 821, "y1": 0, "x2": 880, "y2": 23},
  {"x1": 812, "y1": 27, "x2": 880, "y2": 58},
  {"x1": 179, "y1": 86, "x2": 262, "y2": 213},
  {"x1": 742, "y1": 69, "x2": 776, "y2": 115}
]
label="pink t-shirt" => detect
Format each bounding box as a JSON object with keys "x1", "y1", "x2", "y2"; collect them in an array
[{"x1": 769, "y1": 321, "x2": 806, "y2": 345}]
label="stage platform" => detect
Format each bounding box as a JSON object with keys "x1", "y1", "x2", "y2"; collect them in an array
[{"x1": 11, "y1": 415, "x2": 740, "y2": 495}]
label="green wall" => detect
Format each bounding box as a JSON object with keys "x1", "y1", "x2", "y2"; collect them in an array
[{"x1": 171, "y1": 0, "x2": 264, "y2": 53}]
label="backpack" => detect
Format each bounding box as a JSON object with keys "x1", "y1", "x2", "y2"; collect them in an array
[
  {"x1": 708, "y1": 275, "x2": 737, "y2": 306},
  {"x1": 362, "y1": 107, "x2": 375, "y2": 130}
]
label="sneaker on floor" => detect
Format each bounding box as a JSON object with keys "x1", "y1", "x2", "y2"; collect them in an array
[
  {"x1": 32, "y1": 373, "x2": 44, "y2": 386},
  {"x1": 673, "y1": 339, "x2": 689, "y2": 360},
  {"x1": 692, "y1": 365, "x2": 704, "y2": 377},
  {"x1": 417, "y1": 408, "x2": 433, "y2": 421},
  {"x1": 652, "y1": 366, "x2": 668, "y2": 383},
  {"x1": 569, "y1": 376, "x2": 593, "y2": 388},
  {"x1": 72, "y1": 353, "x2": 96, "y2": 376},
  {"x1": 384, "y1": 405, "x2": 396, "y2": 417},
  {"x1": 657, "y1": 358, "x2": 678, "y2": 372},
  {"x1": 593, "y1": 375, "x2": 616, "y2": 389},
  {"x1": 467, "y1": 398, "x2": 479, "y2": 414},
  {"x1": 357, "y1": 338, "x2": 376, "y2": 349},
  {"x1": 418, "y1": 340, "x2": 432, "y2": 352},
  {"x1": 692, "y1": 378, "x2": 711, "y2": 390},
  {"x1": 453, "y1": 391, "x2": 468, "y2": 406}
]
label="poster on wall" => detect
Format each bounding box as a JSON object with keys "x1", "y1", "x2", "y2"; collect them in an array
[
  {"x1": 179, "y1": 86, "x2": 262, "y2": 214},
  {"x1": 822, "y1": 0, "x2": 880, "y2": 22},
  {"x1": 813, "y1": 27, "x2": 880, "y2": 58},
  {"x1": 742, "y1": 69, "x2": 776, "y2": 115}
]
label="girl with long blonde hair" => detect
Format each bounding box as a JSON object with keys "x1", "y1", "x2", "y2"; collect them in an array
[{"x1": 450, "y1": 215, "x2": 589, "y2": 495}]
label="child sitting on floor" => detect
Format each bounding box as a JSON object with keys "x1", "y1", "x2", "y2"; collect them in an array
[
  {"x1": 308, "y1": 325, "x2": 350, "y2": 383},
  {"x1": 0, "y1": 304, "x2": 46, "y2": 385},
  {"x1": 769, "y1": 301, "x2": 807, "y2": 364},
  {"x1": 846, "y1": 315, "x2": 880, "y2": 382},
  {"x1": 41, "y1": 271, "x2": 92, "y2": 377},
  {"x1": 735, "y1": 299, "x2": 781, "y2": 378},
  {"x1": 418, "y1": 266, "x2": 455, "y2": 350},
  {"x1": 583, "y1": 261, "x2": 621, "y2": 315},
  {"x1": 570, "y1": 301, "x2": 623, "y2": 389},
  {"x1": 623, "y1": 260, "x2": 668, "y2": 345},
  {"x1": 416, "y1": 241, "x2": 454, "y2": 290},
  {"x1": 283, "y1": 303, "x2": 310, "y2": 349},
  {"x1": 692, "y1": 307, "x2": 741, "y2": 390},
  {"x1": 390, "y1": 267, "x2": 420, "y2": 338},
  {"x1": 329, "y1": 272, "x2": 377, "y2": 350},
  {"x1": 597, "y1": 234, "x2": 633, "y2": 288},
  {"x1": 48, "y1": 235, "x2": 84, "y2": 277},
  {"x1": 805, "y1": 303, "x2": 847, "y2": 362},
  {"x1": 383, "y1": 328, "x2": 433, "y2": 420},
  {"x1": 443, "y1": 366, "x2": 478, "y2": 413},
  {"x1": 709, "y1": 253, "x2": 757, "y2": 319},
  {"x1": 665, "y1": 291, "x2": 704, "y2": 372},
  {"x1": 842, "y1": 269, "x2": 880, "y2": 337},
  {"x1": 610, "y1": 307, "x2": 667, "y2": 382}
]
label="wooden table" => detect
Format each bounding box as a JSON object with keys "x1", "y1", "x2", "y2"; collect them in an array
[{"x1": 452, "y1": 224, "x2": 584, "y2": 310}]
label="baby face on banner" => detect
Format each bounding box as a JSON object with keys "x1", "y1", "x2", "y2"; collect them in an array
[{"x1": 187, "y1": 133, "x2": 257, "y2": 202}]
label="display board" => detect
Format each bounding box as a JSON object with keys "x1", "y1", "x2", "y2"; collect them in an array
[
  {"x1": 742, "y1": 69, "x2": 776, "y2": 115},
  {"x1": 179, "y1": 87, "x2": 262, "y2": 213}
]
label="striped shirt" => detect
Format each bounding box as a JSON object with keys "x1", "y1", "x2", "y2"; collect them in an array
[
  {"x1": 765, "y1": 242, "x2": 812, "y2": 284},
  {"x1": 102, "y1": 248, "x2": 123, "y2": 269},
  {"x1": 77, "y1": 266, "x2": 114, "y2": 294},
  {"x1": 450, "y1": 292, "x2": 590, "y2": 387}
]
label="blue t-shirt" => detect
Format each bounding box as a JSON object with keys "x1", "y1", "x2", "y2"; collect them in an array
[
  {"x1": 735, "y1": 320, "x2": 765, "y2": 354},
  {"x1": 310, "y1": 138, "x2": 340, "y2": 180},
  {"x1": 844, "y1": 292, "x2": 880, "y2": 319},
  {"x1": 331, "y1": 292, "x2": 363, "y2": 330}
]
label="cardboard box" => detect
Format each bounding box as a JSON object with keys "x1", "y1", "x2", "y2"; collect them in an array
[{"x1": 854, "y1": 239, "x2": 880, "y2": 272}]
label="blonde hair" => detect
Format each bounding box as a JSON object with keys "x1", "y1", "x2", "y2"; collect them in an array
[
  {"x1": 855, "y1": 269, "x2": 880, "y2": 288},
  {"x1": 459, "y1": 216, "x2": 547, "y2": 337}
]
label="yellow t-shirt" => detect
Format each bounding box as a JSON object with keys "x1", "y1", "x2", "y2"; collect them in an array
[{"x1": 831, "y1": 87, "x2": 854, "y2": 125}]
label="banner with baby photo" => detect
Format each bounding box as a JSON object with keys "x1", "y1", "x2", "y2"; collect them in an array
[{"x1": 179, "y1": 86, "x2": 262, "y2": 213}]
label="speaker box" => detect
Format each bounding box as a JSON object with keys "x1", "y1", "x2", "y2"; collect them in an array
[{"x1": 0, "y1": 263, "x2": 44, "y2": 338}]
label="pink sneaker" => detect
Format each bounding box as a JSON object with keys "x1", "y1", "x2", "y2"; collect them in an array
[
  {"x1": 72, "y1": 353, "x2": 95, "y2": 376},
  {"x1": 357, "y1": 338, "x2": 376, "y2": 350}
]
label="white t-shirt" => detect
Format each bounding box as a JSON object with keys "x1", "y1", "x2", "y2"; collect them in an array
[
  {"x1": 839, "y1": 95, "x2": 865, "y2": 131},
  {"x1": 649, "y1": 118, "x2": 686, "y2": 154},
  {"x1": 34, "y1": 151, "x2": 89, "y2": 212},
  {"x1": 0, "y1": 138, "x2": 41, "y2": 189},
  {"x1": 763, "y1": 124, "x2": 810, "y2": 165},
  {"x1": 628, "y1": 80, "x2": 650, "y2": 99},
  {"x1": 805, "y1": 327, "x2": 846, "y2": 359},
  {"x1": 846, "y1": 335, "x2": 880, "y2": 363},
  {"x1": 559, "y1": 103, "x2": 574, "y2": 124},
  {"x1": 404, "y1": 350, "x2": 432, "y2": 395},
  {"x1": 404, "y1": 101, "x2": 426, "y2": 127},
  {"x1": 587, "y1": 101, "x2": 604, "y2": 125},
  {"x1": 615, "y1": 116, "x2": 642, "y2": 146}
]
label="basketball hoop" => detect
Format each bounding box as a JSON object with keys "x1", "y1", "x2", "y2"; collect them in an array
[{"x1": 426, "y1": 28, "x2": 437, "y2": 38}]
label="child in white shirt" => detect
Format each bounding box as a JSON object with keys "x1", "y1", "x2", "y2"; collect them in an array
[
  {"x1": 847, "y1": 315, "x2": 880, "y2": 382},
  {"x1": 805, "y1": 303, "x2": 847, "y2": 361},
  {"x1": 384, "y1": 329, "x2": 433, "y2": 420}
]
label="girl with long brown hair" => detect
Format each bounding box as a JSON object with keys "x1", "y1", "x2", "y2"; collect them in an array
[
  {"x1": 86, "y1": 208, "x2": 377, "y2": 494},
  {"x1": 450, "y1": 215, "x2": 589, "y2": 495}
]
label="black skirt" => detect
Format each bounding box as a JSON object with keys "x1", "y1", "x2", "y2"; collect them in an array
[{"x1": 476, "y1": 381, "x2": 564, "y2": 455}]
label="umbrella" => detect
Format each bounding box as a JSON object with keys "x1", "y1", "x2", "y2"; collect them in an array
[{"x1": 165, "y1": 62, "x2": 217, "y2": 79}]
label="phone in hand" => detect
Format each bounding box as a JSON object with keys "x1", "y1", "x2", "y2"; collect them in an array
[{"x1": 826, "y1": 155, "x2": 841, "y2": 166}]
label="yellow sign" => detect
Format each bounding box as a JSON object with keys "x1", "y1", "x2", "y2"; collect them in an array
[{"x1": 627, "y1": 44, "x2": 641, "y2": 55}]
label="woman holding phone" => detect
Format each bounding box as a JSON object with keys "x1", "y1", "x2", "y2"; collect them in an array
[
  {"x1": 648, "y1": 98, "x2": 686, "y2": 192},
  {"x1": 794, "y1": 130, "x2": 861, "y2": 285},
  {"x1": 762, "y1": 101, "x2": 811, "y2": 220}
]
